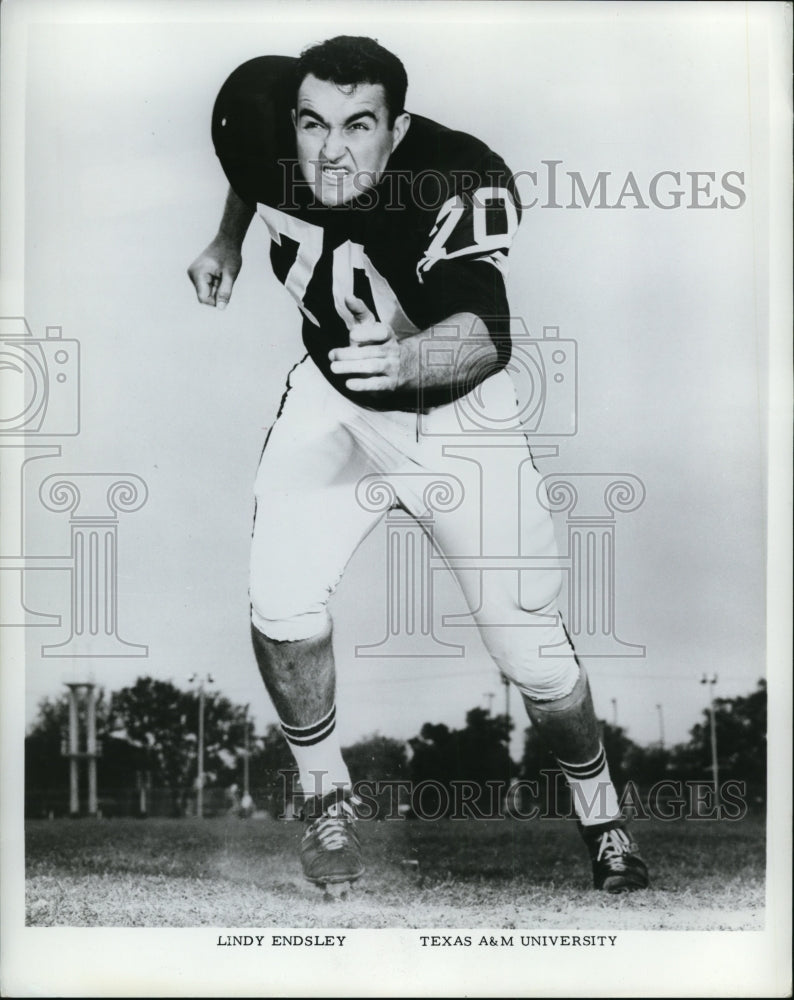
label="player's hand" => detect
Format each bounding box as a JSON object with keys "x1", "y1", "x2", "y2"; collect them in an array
[
  {"x1": 328, "y1": 296, "x2": 403, "y2": 392},
  {"x1": 186, "y1": 237, "x2": 242, "y2": 309}
]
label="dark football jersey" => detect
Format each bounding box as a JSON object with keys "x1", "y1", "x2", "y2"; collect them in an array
[{"x1": 212, "y1": 56, "x2": 521, "y2": 410}]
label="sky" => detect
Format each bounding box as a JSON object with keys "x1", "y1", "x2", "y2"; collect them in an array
[{"x1": 7, "y1": 3, "x2": 780, "y2": 759}]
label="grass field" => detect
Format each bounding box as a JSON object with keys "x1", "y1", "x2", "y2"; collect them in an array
[{"x1": 26, "y1": 815, "x2": 765, "y2": 930}]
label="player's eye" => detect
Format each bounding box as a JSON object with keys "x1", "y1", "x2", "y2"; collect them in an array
[{"x1": 348, "y1": 122, "x2": 370, "y2": 132}]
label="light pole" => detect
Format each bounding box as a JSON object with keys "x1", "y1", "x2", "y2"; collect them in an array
[
  {"x1": 188, "y1": 673, "x2": 214, "y2": 818},
  {"x1": 243, "y1": 705, "x2": 250, "y2": 800},
  {"x1": 502, "y1": 675, "x2": 511, "y2": 721},
  {"x1": 483, "y1": 691, "x2": 495, "y2": 715},
  {"x1": 656, "y1": 703, "x2": 665, "y2": 748},
  {"x1": 611, "y1": 698, "x2": 618, "y2": 727},
  {"x1": 700, "y1": 674, "x2": 719, "y2": 801}
]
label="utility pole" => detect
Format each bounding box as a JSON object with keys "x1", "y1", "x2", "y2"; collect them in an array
[
  {"x1": 656, "y1": 703, "x2": 665, "y2": 748},
  {"x1": 484, "y1": 691, "x2": 495, "y2": 715},
  {"x1": 611, "y1": 698, "x2": 618, "y2": 726},
  {"x1": 700, "y1": 674, "x2": 719, "y2": 801},
  {"x1": 188, "y1": 673, "x2": 214, "y2": 818}
]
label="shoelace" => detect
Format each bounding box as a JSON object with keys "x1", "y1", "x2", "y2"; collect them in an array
[
  {"x1": 307, "y1": 801, "x2": 356, "y2": 852},
  {"x1": 595, "y1": 828, "x2": 633, "y2": 868}
]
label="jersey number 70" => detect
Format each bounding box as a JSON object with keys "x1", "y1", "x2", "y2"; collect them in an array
[{"x1": 256, "y1": 204, "x2": 419, "y2": 335}]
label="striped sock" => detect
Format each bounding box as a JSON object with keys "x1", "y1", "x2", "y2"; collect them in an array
[
  {"x1": 280, "y1": 705, "x2": 351, "y2": 800},
  {"x1": 557, "y1": 744, "x2": 621, "y2": 826}
]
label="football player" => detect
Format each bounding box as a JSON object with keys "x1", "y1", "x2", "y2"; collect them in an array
[{"x1": 187, "y1": 36, "x2": 648, "y2": 894}]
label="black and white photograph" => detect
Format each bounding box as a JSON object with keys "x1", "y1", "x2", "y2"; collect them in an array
[{"x1": 1, "y1": 1, "x2": 791, "y2": 996}]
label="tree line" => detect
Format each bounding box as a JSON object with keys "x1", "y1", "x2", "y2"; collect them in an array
[{"x1": 25, "y1": 676, "x2": 766, "y2": 818}]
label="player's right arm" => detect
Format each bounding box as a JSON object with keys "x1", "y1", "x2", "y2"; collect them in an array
[
  {"x1": 187, "y1": 187, "x2": 254, "y2": 308},
  {"x1": 191, "y1": 54, "x2": 296, "y2": 309}
]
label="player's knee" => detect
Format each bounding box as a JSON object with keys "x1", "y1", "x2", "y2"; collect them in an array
[
  {"x1": 498, "y1": 652, "x2": 581, "y2": 703},
  {"x1": 249, "y1": 575, "x2": 331, "y2": 642},
  {"x1": 511, "y1": 658, "x2": 581, "y2": 703},
  {"x1": 250, "y1": 601, "x2": 331, "y2": 642},
  {"x1": 249, "y1": 549, "x2": 334, "y2": 641},
  {"x1": 477, "y1": 595, "x2": 580, "y2": 702}
]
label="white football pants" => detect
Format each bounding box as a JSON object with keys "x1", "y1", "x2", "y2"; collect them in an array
[{"x1": 250, "y1": 356, "x2": 579, "y2": 702}]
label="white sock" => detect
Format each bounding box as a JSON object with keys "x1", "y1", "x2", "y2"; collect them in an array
[
  {"x1": 280, "y1": 705, "x2": 351, "y2": 799},
  {"x1": 557, "y1": 744, "x2": 621, "y2": 826}
]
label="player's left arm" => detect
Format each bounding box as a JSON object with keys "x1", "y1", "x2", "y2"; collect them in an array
[
  {"x1": 330, "y1": 160, "x2": 520, "y2": 395},
  {"x1": 328, "y1": 298, "x2": 497, "y2": 394}
]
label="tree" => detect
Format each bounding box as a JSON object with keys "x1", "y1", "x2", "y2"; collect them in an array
[
  {"x1": 599, "y1": 720, "x2": 637, "y2": 791},
  {"x1": 668, "y1": 679, "x2": 766, "y2": 802},
  {"x1": 408, "y1": 708, "x2": 516, "y2": 816},
  {"x1": 341, "y1": 733, "x2": 410, "y2": 819},
  {"x1": 343, "y1": 733, "x2": 409, "y2": 783},
  {"x1": 199, "y1": 690, "x2": 251, "y2": 789},
  {"x1": 109, "y1": 678, "x2": 195, "y2": 814},
  {"x1": 110, "y1": 677, "x2": 250, "y2": 815},
  {"x1": 519, "y1": 722, "x2": 557, "y2": 782},
  {"x1": 623, "y1": 742, "x2": 675, "y2": 790},
  {"x1": 246, "y1": 722, "x2": 300, "y2": 818}
]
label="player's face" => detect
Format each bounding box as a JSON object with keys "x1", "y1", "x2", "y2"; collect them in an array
[{"x1": 293, "y1": 74, "x2": 410, "y2": 206}]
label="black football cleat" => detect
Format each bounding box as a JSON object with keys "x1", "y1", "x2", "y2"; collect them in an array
[
  {"x1": 299, "y1": 789, "x2": 364, "y2": 893},
  {"x1": 579, "y1": 819, "x2": 650, "y2": 893}
]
